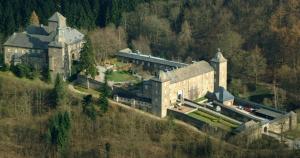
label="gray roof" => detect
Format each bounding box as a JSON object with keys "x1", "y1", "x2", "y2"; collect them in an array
[
  {"x1": 117, "y1": 48, "x2": 188, "y2": 68},
  {"x1": 59, "y1": 27, "x2": 84, "y2": 44},
  {"x1": 157, "y1": 61, "x2": 214, "y2": 83},
  {"x1": 48, "y1": 12, "x2": 65, "y2": 22},
  {"x1": 211, "y1": 49, "x2": 227, "y2": 63},
  {"x1": 4, "y1": 32, "x2": 54, "y2": 49},
  {"x1": 26, "y1": 25, "x2": 49, "y2": 35},
  {"x1": 214, "y1": 87, "x2": 234, "y2": 102},
  {"x1": 255, "y1": 108, "x2": 283, "y2": 118},
  {"x1": 4, "y1": 20, "x2": 83, "y2": 49}
]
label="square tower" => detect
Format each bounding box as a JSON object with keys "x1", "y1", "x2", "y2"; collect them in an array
[{"x1": 210, "y1": 49, "x2": 227, "y2": 92}]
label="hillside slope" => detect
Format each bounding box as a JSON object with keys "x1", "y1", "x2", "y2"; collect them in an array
[{"x1": 0, "y1": 72, "x2": 298, "y2": 158}]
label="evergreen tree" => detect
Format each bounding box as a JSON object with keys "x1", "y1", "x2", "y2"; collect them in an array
[
  {"x1": 52, "y1": 74, "x2": 66, "y2": 107},
  {"x1": 30, "y1": 10, "x2": 40, "y2": 26},
  {"x1": 46, "y1": 111, "x2": 71, "y2": 156},
  {"x1": 99, "y1": 72, "x2": 110, "y2": 113},
  {"x1": 79, "y1": 36, "x2": 97, "y2": 79},
  {"x1": 82, "y1": 94, "x2": 97, "y2": 120}
]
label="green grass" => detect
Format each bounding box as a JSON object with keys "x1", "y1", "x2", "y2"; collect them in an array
[
  {"x1": 74, "y1": 85, "x2": 101, "y2": 96},
  {"x1": 194, "y1": 97, "x2": 207, "y2": 103},
  {"x1": 188, "y1": 110, "x2": 239, "y2": 131},
  {"x1": 107, "y1": 71, "x2": 138, "y2": 82}
]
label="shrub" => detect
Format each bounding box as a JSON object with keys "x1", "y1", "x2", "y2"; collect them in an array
[
  {"x1": 82, "y1": 95, "x2": 97, "y2": 120},
  {"x1": 10, "y1": 64, "x2": 31, "y2": 78}
]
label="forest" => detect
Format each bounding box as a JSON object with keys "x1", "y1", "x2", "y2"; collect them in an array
[
  {"x1": 0, "y1": 0, "x2": 300, "y2": 157},
  {"x1": 1, "y1": 0, "x2": 299, "y2": 110}
]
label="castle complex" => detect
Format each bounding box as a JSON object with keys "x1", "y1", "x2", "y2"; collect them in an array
[
  {"x1": 3, "y1": 12, "x2": 84, "y2": 79},
  {"x1": 116, "y1": 48, "x2": 227, "y2": 117}
]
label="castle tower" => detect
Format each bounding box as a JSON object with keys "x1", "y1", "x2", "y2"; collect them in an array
[
  {"x1": 150, "y1": 71, "x2": 171, "y2": 117},
  {"x1": 48, "y1": 12, "x2": 67, "y2": 32},
  {"x1": 210, "y1": 48, "x2": 227, "y2": 92}
]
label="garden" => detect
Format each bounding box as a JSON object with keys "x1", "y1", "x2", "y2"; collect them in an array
[
  {"x1": 106, "y1": 70, "x2": 139, "y2": 83},
  {"x1": 188, "y1": 110, "x2": 240, "y2": 131}
]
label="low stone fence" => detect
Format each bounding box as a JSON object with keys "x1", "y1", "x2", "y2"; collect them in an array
[
  {"x1": 76, "y1": 74, "x2": 102, "y2": 90},
  {"x1": 113, "y1": 95, "x2": 152, "y2": 112},
  {"x1": 267, "y1": 111, "x2": 297, "y2": 134}
]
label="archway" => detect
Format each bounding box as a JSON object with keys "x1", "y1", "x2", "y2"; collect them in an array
[{"x1": 264, "y1": 126, "x2": 268, "y2": 133}]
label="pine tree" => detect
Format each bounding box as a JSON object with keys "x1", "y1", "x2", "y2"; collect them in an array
[
  {"x1": 46, "y1": 111, "x2": 71, "y2": 156},
  {"x1": 99, "y1": 72, "x2": 110, "y2": 113},
  {"x1": 30, "y1": 10, "x2": 40, "y2": 26},
  {"x1": 79, "y1": 36, "x2": 97, "y2": 79},
  {"x1": 52, "y1": 74, "x2": 66, "y2": 107}
]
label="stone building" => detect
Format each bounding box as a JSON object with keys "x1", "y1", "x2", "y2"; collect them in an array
[
  {"x1": 145, "y1": 50, "x2": 228, "y2": 117},
  {"x1": 3, "y1": 12, "x2": 84, "y2": 79}
]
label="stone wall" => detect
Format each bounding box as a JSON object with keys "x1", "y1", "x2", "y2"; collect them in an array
[
  {"x1": 268, "y1": 111, "x2": 297, "y2": 134},
  {"x1": 4, "y1": 46, "x2": 47, "y2": 69},
  {"x1": 114, "y1": 95, "x2": 152, "y2": 112},
  {"x1": 168, "y1": 71, "x2": 214, "y2": 103},
  {"x1": 76, "y1": 74, "x2": 102, "y2": 90},
  {"x1": 151, "y1": 71, "x2": 214, "y2": 118},
  {"x1": 48, "y1": 46, "x2": 65, "y2": 79}
]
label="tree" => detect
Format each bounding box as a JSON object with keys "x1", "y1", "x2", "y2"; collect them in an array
[
  {"x1": 80, "y1": 36, "x2": 97, "y2": 78},
  {"x1": 99, "y1": 72, "x2": 110, "y2": 113},
  {"x1": 52, "y1": 74, "x2": 66, "y2": 107},
  {"x1": 79, "y1": 36, "x2": 97, "y2": 88},
  {"x1": 177, "y1": 21, "x2": 192, "y2": 58},
  {"x1": 244, "y1": 46, "x2": 267, "y2": 85},
  {"x1": 89, "y1": 25, "x2": 127, "y2": 63},
  {"x1": 132, "y1": 36, "x2": 151, "y2": 54},
  {"x1": 46, "y1": 111, "x2": 71, "y2": 156},
  {"x1": 82, "y1": 94, "x2": 97, "y2": 120},
  {"x1": 30, "y1": 10, "x2": 40, "y2": 26}
]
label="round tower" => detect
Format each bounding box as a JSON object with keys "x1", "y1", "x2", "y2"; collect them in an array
[{"x1": 210, "y1": 48, "x2": 227, "y2": 92}]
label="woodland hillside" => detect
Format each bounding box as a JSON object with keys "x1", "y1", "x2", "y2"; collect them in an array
[
  {"x1": 0, "y1": 72, "x2": 299, "y2": 158},
  {"x1": 0, "y1": 0, "x2": 300, "y2": 110}
]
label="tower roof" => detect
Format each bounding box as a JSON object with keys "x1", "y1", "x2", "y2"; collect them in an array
[
  {"x1": 211, "y1": 48, "x2": 227, "y2": 63},
  {"x1": 48, "y1": 12, "x2": 66, "y2": 22}
]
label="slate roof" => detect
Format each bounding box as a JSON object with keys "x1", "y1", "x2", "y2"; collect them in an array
[
  {"x1": 117, "y1": 48, "x2": 188, "y2": 68},
  {"x1": 214, "y1": 87, "x2": 234, "y2": 102},
  {"x1": 211, "y1": 49, "x2": 227, "y2": 63},
  {"x1": 48, "y1": 12, "x2": 65, "y2": 22},
  {"x1": 26, "y1": 25, "x2": 49, "y2": 35},
  {"x1": 59, "y1": 27, "x2": 84, "y2": 44},
  {"x1": 4, "y1": 32, "x2": 54, "y2": 49},
  {"x1": 4, "y1": 12, "x2": 84, "y2": 49},
  {"x1": 157, "y1": 61, "x2": 214, "y2": 83},
  {"x1": 254, "y1": 108, "x2": 282, "y2": 119}
]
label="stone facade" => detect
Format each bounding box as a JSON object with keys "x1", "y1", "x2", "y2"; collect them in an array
[
  {"x1": 3, "y1": 12, "x2": 84, "y2": 79},
  {"x1": 210, "y1": 48, "x2": 227, "y2": 91},
  {"x1": 148, "y1": 50, "x2": 227, "y2": 117}
]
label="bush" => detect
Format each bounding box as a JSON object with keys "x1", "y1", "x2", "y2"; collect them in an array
[
  {"x1": 10, "y1": 64, "x2": 31, "y2": 78},
  {"x1": 82, "y1": 95, "x2": 97, "y2": 120},
  {"x1": 0, "y1": 64, "x2": 9, "y2": 71}
]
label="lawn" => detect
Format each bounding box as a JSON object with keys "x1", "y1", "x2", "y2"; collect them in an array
[
  {"x1": 194, "y1": 97, "x2": 208, "y2": 103},
  {"x1": 106, "y1": 71, "x2": 138, "y2": 82},
  {"x1": 188, "y1": 110, "x2": 239, "y2": 131},
  {"x1": 74, "y1": 85, "x2": 101, "y2": 96}
]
